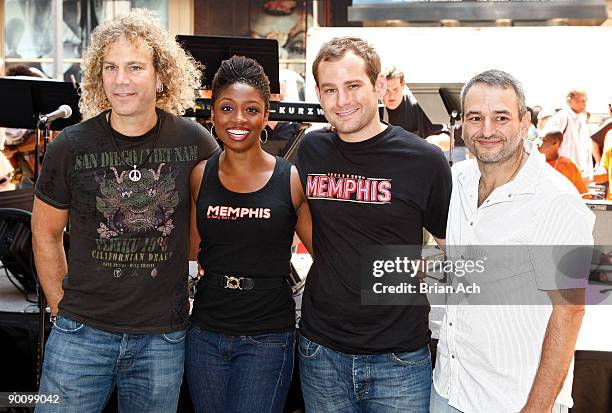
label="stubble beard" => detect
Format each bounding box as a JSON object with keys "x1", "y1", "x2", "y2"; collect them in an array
[
  {"x1": 330, "y1": 104, "x2": 379, "y2": 138},
  {"x1": 466, "y1": 129, "x2": 523, "y2": 164}
]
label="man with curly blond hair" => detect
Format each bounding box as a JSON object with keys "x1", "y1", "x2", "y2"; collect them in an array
[{"x1": 32, "y1": 9, "x2": 218, "y2": 412}]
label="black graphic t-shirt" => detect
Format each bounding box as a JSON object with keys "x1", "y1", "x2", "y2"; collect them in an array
[
  {"x1": 35, "y1": 109, "x2": 219, "y2": 334},
  {"x1": 295, "y1": 125, "x2": 452, "y2": 354}
]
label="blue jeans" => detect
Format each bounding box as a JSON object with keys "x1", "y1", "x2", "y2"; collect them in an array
[
  {"x1": 298, "y1": 335, "x2": 431, "y2": 413},
  {"x1": 185, "y1": 325, "x2": 295, "y2": 413},
  {"x1": 36, "y1": 315, "x2": 186, "y2": 413}
]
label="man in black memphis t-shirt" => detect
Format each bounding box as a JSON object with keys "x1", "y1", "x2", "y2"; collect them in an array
[
  {"x1": 31, "y1": 10, "x2": 218, "y2": 412},
  {"x1": 295, "y1": 37, "x2": 451, "y2": 412}
]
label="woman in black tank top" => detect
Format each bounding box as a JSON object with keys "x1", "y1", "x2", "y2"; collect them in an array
[{"x1": 185, "y1": 56, "x2": 312, "y2": 413}]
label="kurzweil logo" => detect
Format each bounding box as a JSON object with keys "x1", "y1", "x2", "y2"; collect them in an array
[
  {"x1": 206, "y1": 206, "x2": 271, "y2": 220},
  {"x1": 306, "y1": 174, "x2": 391, "y2": 204}
]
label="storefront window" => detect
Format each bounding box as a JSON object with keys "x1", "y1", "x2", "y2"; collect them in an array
[{"x1": 4, "y1": 0, "x2": 168, "y2": 80}]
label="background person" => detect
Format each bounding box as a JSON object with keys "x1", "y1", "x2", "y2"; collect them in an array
[
  {"x1": 1, "y1": 64, "x2": 47, "y2": 187},
  {"x1": 543, "y1": 89, "x2": 594, "y2": 179},
  {"x1": 381, "y1": 65, "x2": 445, "y2": 139},
  {"x1": 538, "y1": 130, "x2": 589, "y2": 198}
]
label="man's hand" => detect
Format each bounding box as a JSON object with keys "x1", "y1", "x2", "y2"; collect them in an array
[
  {"x1": 197, "y1": 264, "x2": 205, "y2": 280},
  {"x1": 49, "y1": 297, "x2": 63, "y2": 317},
  {"x1": 324, "y1": 123, "x2": 336, "y2": 132},
  {"x1": 432, "y1": 236, "x2": 445, "y2": 250}
]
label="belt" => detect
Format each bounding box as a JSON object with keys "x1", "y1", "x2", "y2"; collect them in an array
[{"x1": 201, "y1": 272, "x2": 288, "y2": 291}]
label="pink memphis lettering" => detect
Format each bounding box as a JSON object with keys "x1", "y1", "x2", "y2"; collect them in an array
[
  {"x1": 306, "y1": 174, "x2": 391, "y2": 204},
  {"x1": 206, "y1": 206, "x2": 271, "y2": 220}
]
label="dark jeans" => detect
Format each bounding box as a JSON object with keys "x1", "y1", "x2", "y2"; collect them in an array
[
  {"x1": 185, "y1": 325, "x2": 295, "y2": 413},
  {"x1": 37, "y1": 316, "x2": 186, "y2": 413},
  {"x1": 298, "y1": 335, "x2": 432, "y2": 413}
]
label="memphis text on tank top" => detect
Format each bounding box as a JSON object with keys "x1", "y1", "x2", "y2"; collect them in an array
[
  {"x1": 306, "y1": 173, "x2": 392, "y2": 204},
  {"x1": 206, "y1": 206, "x2": 271, "y2": 220}
]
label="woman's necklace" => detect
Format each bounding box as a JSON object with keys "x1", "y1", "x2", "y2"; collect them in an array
[{"x1": 107, "y1": 110, "x2": 161, "y2": 182}]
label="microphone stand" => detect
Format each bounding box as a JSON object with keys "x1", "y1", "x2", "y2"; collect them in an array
[
  {"x1": 34, "y1": 115, "x2": 52, "y2": 385},
  {"x1": 0, "y1": 78, "x2": 80, "y2": 386},
  {"x1": 448, "y1": 110, "x2": 461, "y2": 167}
]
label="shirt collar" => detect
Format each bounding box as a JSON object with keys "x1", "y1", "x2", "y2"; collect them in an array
[
  {"x1": 456, "y1": 139, "x2": 543, "y2": 208},
  {"x1": 508, "y1": 139, "x2": 541, "y2": 195},
  {"x1": 565, "y1": 106, "x2": 581, "y2": 121}
]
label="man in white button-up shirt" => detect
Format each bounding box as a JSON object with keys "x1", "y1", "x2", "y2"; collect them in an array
[
  {"x1": 542, "y1": 90, "x2": 593, "y2": 179},
  {"x1": 431, "y1": 70, "x2": 595, "y2": 413}
]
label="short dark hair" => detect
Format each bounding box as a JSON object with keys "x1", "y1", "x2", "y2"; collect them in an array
[
  {"x1": 211, "y1": 55, "x2": 271, "y2": 111},
  {"x1": 567, "y1": 89, "x2": 587, "y2": 100},
  {"x1": 543, "y1": 131, "x2": 564, "y2": 142},
  {"x1": 461, "y1": 69, "x2": 527, "y2": 119},
  {"x1": 312, "y1": 37, "x2": 380, "y2": 87},
  {"x1": 5, "y1": 64, "x2": 43, "y2": 78}
]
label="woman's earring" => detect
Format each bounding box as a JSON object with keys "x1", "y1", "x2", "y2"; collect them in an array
[
  {"x1": 210, "y1": 125, "x2": 218, "y2": 139},
  {"x1": 260, "y1": 128, "x2": 268, "y2": 144},
  {"x1": 156, "y1": 83, "x2": 164, "y2": 93}
]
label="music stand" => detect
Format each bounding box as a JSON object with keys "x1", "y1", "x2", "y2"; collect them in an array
[
  {"x1": 0, "y1": 77, "x2": 79, "y2": 382},
  {"x1": 176, "y1": 35, "x2": 280, "y2": 94},
  {"x1": 406, "y1": 83, "x2": 464, "y2": 165},
  {"x1": 0, "y1": 77, "x2": 80, "y2": 131}
]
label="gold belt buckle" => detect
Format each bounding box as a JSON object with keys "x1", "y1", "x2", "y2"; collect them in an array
[{"x1": 224, "y1": 276, "x2": 243, "y2": 290}]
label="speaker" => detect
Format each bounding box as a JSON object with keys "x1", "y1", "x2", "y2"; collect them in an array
[
  {"x1": 587, "y1": 200, "x2": 612, "y2": 245},
  {"x1": 0, "y1": 208, "x2": 37, "y2": 294}
]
